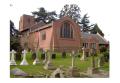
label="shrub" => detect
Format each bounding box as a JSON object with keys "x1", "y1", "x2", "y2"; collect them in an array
[
  {"x1": 103, "y1": 51, "x2": 109, "y2": 62},
  {"x1": 99, "y1": 46, "x2": 107, "y2": 53}
]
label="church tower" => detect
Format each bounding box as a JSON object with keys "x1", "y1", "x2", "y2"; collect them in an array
[{"x1": 19, "y1": 14, "x2": 35, "y2": 31}]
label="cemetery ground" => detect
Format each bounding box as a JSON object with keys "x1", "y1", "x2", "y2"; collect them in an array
[{"x1": 10, "y1": 52, "x2": 109, "y2": 78}]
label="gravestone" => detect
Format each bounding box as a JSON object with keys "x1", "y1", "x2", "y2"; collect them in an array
[
  {"x1": 77, "y1": 50, "x2": 80, "y2": 57},
  {"x1": 80, "y1": 47, "x2": 86, "y2": 61},
  {"x1": 10, "y1": 67, "x2": 28, "y2": 77},
  {"x1": 87, "y1": 48, "x2": 98, "y2": 75},
  {"x1": 33, "y1": 49, "x2": 40, "y2": 65},
  {"x1": 10, "y1": 49, "x2": 17, "y2": 65},
  {"x1": 71, "y1": 51, "x2": 75, "y2": 68},
  {"x1": 51, "y1": 52, "x2": 56, "y2": 59},
  {"x1": 98, "y1": 54, "x2": 105, "y2": 67},
  {"x1": 44, "y1": 50, "x2": 56, "y2": 70},
  {"x1": 97, "y1": 57, "x2": 101, "y2": 68},
  {"x1": 50, "y1": 67, "x2": 64, "y2": 78},
  {"x1": 42, "y1": 50, "x2": 48, "y2": 64},
  {"x1": 41, "y1": 50, "x2": 45, "y2": 60},
  {"x1": 32, "y1": 52, "x2": 36, "y2": 60},
  {"x1": 66, "y1": 51, "x2": 80, "y2": 77},
  {"x1": 62, "y1": 51, "x2": 66, "y2": 58},
  {"x1": 20, "y1": 49, "x2": 29, "y2": 65}
]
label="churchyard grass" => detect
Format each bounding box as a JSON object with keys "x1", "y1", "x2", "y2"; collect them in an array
[{"x1": 10, "y1": 51, "x2": 109, "y2": 77}]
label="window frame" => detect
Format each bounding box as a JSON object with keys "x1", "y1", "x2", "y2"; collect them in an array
[{"x1": 60, "y1": 21, "x2": 74, "y2": 39}]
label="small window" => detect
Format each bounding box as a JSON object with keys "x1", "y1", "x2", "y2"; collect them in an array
[
  {"x1": 91, "y1": 43, "x2": 96, "y2": 48},
  {"x1": 41, "y1": 31, "x2": 46, "y2": 40},
  {"x1": 28, "y1": 18, "x2": 30, "y2": 23}
]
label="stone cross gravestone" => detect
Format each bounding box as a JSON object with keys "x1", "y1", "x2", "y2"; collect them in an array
[
  {"x1": 10, "y1": 49, "x2": 17, "y2": 65},
  {"x1": 33, "y1": 49, "x2": 40, "y2": 65},
  {"x1": 20, "y1": 49, "x2": 29, "y2": 65},
  {"x1": 80, "y1": 47, "x2": 86, "y2": 61}
]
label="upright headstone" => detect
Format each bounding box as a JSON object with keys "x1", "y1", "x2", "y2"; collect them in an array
[
  {"x1": 44, "y1": 50, "x2": 56, "y2": 70},
  {"x1": 62, "y1": 51, "x2": 66, "y2": 58},
  {"x1": 41, "y1": 50, "x2": 45, "y2": 60},
  {"x1": 33, "y1": 48, "x2": 40, "y2": 65},
  {"x1": 42, "y1": 50, "x2": 47, "y2": 64},
  {"x1": 91, "y1": 49, "x2": 96, "y2": 68},
  {"x1": 87, "y1": 48, "x2": 97, "y2": 75},
  {"x1": 51, "y1": 51, "x2": 56, "y2": 59},
  {"x1": 71, "y1": 51, "x2": 75, "y2": 68},
  {"x1": 32, "y1": 52, "x2": 36, "y2": 60},
  {"x1": 97, "y1": 57, "x2": 101, "y2": 68},
  {"x1": 66, "y1": 50, "x2": 80, "y2": 77},
  {"x1": 10, "y1": 50, "x2": 17, "y2": 65},
  {"x1": 20, "y1": 49, "x2": 29, "y2": 65},
  {"x1": 80, "y1": 47, "x2": 86, "y2": 60}
]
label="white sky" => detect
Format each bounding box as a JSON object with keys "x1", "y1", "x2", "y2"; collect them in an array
[{"x1": 9, "y1": 0, "x2": 119, "y2": 40}]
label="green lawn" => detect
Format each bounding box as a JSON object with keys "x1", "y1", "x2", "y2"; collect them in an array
[{"x1": 10, "y1": 52, "x2": 109, "y2": 77}]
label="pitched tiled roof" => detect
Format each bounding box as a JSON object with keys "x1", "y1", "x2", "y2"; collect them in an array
[
  {"x1": 81, "y1": 32, "x2": 108, "y2": 44},
  {"x1": 30, "y1": 23, "x2": 52, "y2": 33}
]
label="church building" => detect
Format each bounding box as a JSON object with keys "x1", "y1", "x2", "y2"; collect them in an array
[{"x1": 19, "y1": 14, "x2": 108, "y2": 53}]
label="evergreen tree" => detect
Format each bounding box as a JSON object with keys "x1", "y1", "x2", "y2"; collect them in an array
[
  {"x1": 91, "y1": 24, "x2": 104, "y2": 36},
  {"x1": 10, "y1": 20, "x2": 21, "y2": 51},
  {"x1": 80, "y1": 13, "x2": 94, "y2": 32},
  {"x1": 32, "y1": 7, "x2": 57, "y2": 24}
]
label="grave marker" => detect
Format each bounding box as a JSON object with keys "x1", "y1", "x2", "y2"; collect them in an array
[
  {"x1": 10, "y1": 49, "x2": 17, "y2": 65},
  {"x1": 20, "y1": 49, "x2": 29, "y2": 65},
  {"x1": 80, "y1": 47, "x2": 86, "y2": 61},
  {"x1": 33, "y1": 48, "x2": 40, "y2": 65}
]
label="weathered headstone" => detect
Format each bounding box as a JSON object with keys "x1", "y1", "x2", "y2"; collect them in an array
[
  {"x1": 41, "y1": 50, "x2": 45, "y2": 60},
  {"x1": 51, "y1": 52, "x2": 56, "y2": 59},
  {"x1": 71, "y1": 51, "x2": 75, "y2": 68},
  {"x1": 20, "y1": 49, "x2": 29, "y2": 65},
  {"x1": 32, "y1": 52, "x2": 36, "y2": 60},
  {"x1": 80, "y1": 47, "x2": 86, "y2": 61},
  {"x1": 42, "y1": 50, "x2": 47, "y2": 64},
  {"x1": 50, "y1": 67, "x2": 64, "y2": 78},
  {"x1": 44, "y1": 50, "x2": 56, "y2": 70},
  {"x1": 87, "y1": 48, "x2": 98, "y2": 75},
  {"x1": 97, "y1": 57, "x2": 101, "y2": 68},
  {"x1": 10, "y1": 67, "x2": 28, "y2": 77},
  {"x1": 77, "y1": 50, "x2": 80, "y2": 57},
  {"x1": 33, "y1": 49, "x2": 40, "y2": 65},
  {"x1": 62, "y1": 51, "x2": 66, "y2": 58},
  {"x1": 10, "y1": 49, "x2": 17, "y2": 65},
  {"x1": 66, "y1": 50, "x2": 80, "y2": 77}
]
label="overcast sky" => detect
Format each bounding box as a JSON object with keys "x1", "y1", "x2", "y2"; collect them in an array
[{"x1": 9, "y1": 0, "x2": 119, "y2": 40}]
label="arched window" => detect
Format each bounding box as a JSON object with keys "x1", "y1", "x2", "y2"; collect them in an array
[{"x1": 60, "y1": 22, "x2": 73, "y2": 38}]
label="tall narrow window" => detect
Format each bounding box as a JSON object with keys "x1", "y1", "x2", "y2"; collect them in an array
[
  {"x1": 60, "y1": 22, "x2": 73, "y2": 38},
  {"x1": 41, "y1": 31, "x2": 46, "y2": 40}
]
